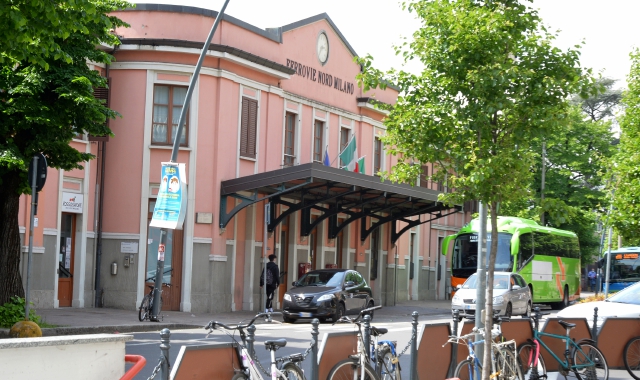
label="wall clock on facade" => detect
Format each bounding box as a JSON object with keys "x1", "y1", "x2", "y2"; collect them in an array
[{"x1": 317, "y1": 32, "x2": 329, "y2": 65}]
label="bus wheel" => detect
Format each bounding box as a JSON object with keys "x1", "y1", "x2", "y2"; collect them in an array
[{"x1": 552, "y1": 286, "x2": 569, "y2": 310}]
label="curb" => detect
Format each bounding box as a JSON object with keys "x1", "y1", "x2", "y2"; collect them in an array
[{"x1": 0, "y1": 323, "x2": 202, "y2": 339}]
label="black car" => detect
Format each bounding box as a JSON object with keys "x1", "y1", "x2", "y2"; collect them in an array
[{"x1": 282, "y1": 269, "x2": 374, "y2": 323}]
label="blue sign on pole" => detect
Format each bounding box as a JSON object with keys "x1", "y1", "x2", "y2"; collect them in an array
[{"x1": 150, "y1": 163, "x2": 187, "y2": 230}]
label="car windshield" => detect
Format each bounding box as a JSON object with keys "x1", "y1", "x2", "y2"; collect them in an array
[
  {"x1": 462, "y1": 274, "x2": 510, "y2": 290},
  {"x1": 297, "y1": 271, "x2": 344, "y2": 287},
  {"x1": 608, "y1": 282, "x2": 640, "y2": 305}
]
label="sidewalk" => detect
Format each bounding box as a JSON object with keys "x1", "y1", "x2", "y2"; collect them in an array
[{"x1": 0, "y1": 298, "x2": 454, "y2": 338}]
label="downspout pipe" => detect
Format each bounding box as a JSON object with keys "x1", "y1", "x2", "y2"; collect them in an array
[{"x1": 94, "y1": 45, "x2": 115, "y2": 307}]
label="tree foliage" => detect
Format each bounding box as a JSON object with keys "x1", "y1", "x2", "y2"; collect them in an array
[
  {"x1": 357, "y1": 1, "x2": 589, "y2": 378},
  {"x1": 0, "y1": 0, "x2": 130, "y2": 305},
  {"x1": 0, "y1": 0, "x2": 127, "y2": 69},
  {"x1": 611, "y1": 49, "x2": 640, "y2": 240},
  {"x1": 501, "y1": 103, "x2": 615, "y2": 264}
]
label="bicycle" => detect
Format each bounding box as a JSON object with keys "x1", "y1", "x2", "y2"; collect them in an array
[
  {"x1": 326, "y1": 305, "x2": 380, "y2": 380},
  {"x1": 138, "y1": 270, "x2": 172, "y2": 322},
  {"x1": 517, "y1": 307, "x2": 608, "y2": 380},
  {"x1": 372, "y1": 331, "x2": 402, "y2": 380},
  {"x1": 445, "y1": 316, "x2": 523, "y2": 380},
  {"x1": 623, "y1": 335, "x2": 640, "y2": 379},
  {"x1": 205, "y1": 312, "x2": 306, "y2": 380}
]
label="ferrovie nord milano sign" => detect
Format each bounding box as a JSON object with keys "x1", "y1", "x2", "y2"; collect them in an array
[{"x1": 150, "y1": 163, "x2": 187, "y2": 230}]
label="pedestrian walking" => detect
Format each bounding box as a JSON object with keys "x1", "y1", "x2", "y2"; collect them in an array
[
  {"x1": 260, "y1": 254, "x2": 280, "y2": 313},
  {"x1": 588, "y1": 268, "x2": 597, "y2": 292}
]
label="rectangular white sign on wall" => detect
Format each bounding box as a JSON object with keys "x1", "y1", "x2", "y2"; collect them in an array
[
  {"x1": 61, "y1": 192, "x2": 83, "y2": 213},
  {"x1": 120, "y1": 242, "x2": 139, "y2": 253}
]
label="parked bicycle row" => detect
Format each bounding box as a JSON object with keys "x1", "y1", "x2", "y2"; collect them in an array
[
  {"x1": 136, "y1": 302, "x2": 638, "y2": 380},
  {"x1": 203, "y1": 305, "x2": 406, "y2": 380}
]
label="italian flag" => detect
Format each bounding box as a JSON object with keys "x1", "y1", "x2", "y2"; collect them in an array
[
  {"x1": 339, "y1": 134, "x2": 357, "y2": 171},
  {"x1": 354, "y1": 156, "x2": 365, "y2": 174}
]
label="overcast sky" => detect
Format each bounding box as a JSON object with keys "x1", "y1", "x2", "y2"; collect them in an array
[{"x1": 135, "y1": 0, "x2": 639, "y2": 89}]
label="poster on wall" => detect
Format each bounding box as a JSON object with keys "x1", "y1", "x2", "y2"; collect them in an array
[
  {"x1": 65, "y1": 237, "x2": 71, "y2": 269},
  {"x1": 150, "y1": 163, "x2": 187, "y2": 230},
  {"x1": 61, "y1": 192, "x2": 83, "y2": 213}
]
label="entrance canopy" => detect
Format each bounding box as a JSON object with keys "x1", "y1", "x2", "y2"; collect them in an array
[{"x1": 220, "y1": 163, "x2": 460, "y2": 244}]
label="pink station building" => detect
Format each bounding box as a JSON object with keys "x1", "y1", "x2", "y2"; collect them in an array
[{"x1": 16, "y1": 4, "x2": 473, "y2": 313}]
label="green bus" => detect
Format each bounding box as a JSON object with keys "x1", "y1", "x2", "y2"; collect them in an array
[{"x1": 443, "y1": 216, "x2": 581, "y2": 309}]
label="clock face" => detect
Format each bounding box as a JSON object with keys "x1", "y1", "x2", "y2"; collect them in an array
[{"x1": 317, "y1": 32, "x2": 329, "y2": 64}]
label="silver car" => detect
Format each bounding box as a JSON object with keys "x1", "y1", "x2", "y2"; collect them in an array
[{"x1": 451, "y1": 272, "x2": 532, "y2": 320}]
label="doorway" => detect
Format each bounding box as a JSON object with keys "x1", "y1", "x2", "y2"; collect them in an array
[
  {"x1": 58, "y1": 213, "x2": 75, "y2": 307},
  {"x1": 146, "y1": 200, "x2": 183, "y2": 311}
]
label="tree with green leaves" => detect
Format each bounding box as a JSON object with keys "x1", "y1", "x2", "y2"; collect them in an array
[
  {"x1": 611, "y1": 50, "x2": 640, "y2": 242},
  {"x1": 0, "y1": 0, "x2": 130, "y2": 305},
  {"x1": 501, "y1": 102, "x2": 615, "y2": 264},
  {"x1": 357, "y1": 1, "x2": 589, "y2": 377}
]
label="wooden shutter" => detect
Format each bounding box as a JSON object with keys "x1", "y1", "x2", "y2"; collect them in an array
[
  {"x1": 240, "y1": 97, "x2": 258, "y2": 159},
  {"x1": 240, "y1": 97, "x2": 249, "y2": 156},
  {"x1": 89, "y1": 78, "x2": 110, "y2": 142},
  {"x1": 247, "y1": 99, "x2": 258, "y2": 158}
]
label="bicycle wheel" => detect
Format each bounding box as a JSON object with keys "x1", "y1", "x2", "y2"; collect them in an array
[
  {"x1": 572, "y1": 342, "x2": 608, "y2": 380},
  {"x1": 454, "y1": 359, "x2": 475, "y2": 380},
  {"x1": 280, "y1": 363, "x2": 305, "y2": 380},
  {"x1": 624, "y1": 336, "x2": 640, "y2": 380},
  {"x1": 377, "y1": 346, "x2": 401, "y2": 380},
  {"x1": 517, "y1": 343, "x2": 546, "y2": 380},
  {"x1": 327, "y1": 358, "x2": 379, "y2": 380},
  {"x1": 495, "y1": 348, "x2": 523, "y2": 380},
  {"x1": 138, "y1": 294, "x2": 151, "y2": 321},
  {"x1": 231, "y1": 373, "x2": 249, "y2": 380}
]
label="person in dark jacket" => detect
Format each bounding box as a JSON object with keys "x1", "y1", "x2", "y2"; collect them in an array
[{"x1": 260, "y1": 254, "x2": 280, "y2": 313}]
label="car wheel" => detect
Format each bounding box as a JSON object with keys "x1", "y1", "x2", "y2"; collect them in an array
[
  {"x1": 283, "y1": 315, "x2": 296, "y2": 323},
  {"x1": 522, "y1": 301, "x2": 532, "y2": 318},
  {"x1": 505, "y1": 302, "x2": 512, "y2": 318},
  {"x1": 318, "y1": 317, "x2": 326, "y2": 323},
  {"x1": 332, "y1": 303, "x2": 345, "y2": 323}
]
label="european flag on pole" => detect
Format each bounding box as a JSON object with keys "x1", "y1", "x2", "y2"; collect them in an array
[{"x1": 323, "y1": 145, "x2": 330, "y2": 166}]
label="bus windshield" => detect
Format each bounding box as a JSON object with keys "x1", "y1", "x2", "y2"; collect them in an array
[
  {"x1": 452, "y1": 233, "x2": 513, "y2": 278},
  {"x1": 609, "y1": 252, "x2": 640, "y2": 283}
]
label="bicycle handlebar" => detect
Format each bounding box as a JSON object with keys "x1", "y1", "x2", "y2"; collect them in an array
[
  {"x1": 205, "y1": 312, "x2": 283, "y2": 331},
  {"x1": 332, "y1": 305, "x2": 381, "y2": 325}
]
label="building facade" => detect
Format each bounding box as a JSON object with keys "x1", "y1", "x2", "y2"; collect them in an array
[{"x1": 17, "y1": 4, "x2": 473, "y2": 313}]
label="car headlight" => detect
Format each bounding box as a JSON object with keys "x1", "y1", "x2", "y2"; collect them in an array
[
  {"x1": 317, "y1": 294, "x2": 334, "y2": 302},
  {"x1": 452, "y1": 294, "x2": 461, "y2": 303},
  {"x1": 493, "y1": 295, "x2": 504, "y2": 304},
  {"x1": 284, "y1": 294, "x2": 291, "y2": 302}
]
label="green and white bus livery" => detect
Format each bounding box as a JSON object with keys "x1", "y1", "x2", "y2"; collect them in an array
[{"x1": 443, "y1": 216, "x2": 580, "y2": 309}]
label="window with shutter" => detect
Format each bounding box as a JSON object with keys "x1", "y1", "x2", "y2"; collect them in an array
[
  {"x1": 419, "y1": 165, "x2": 429, "y2": 188},
  {"x1": 88, "y1": 79, "x2": 110, "y2": 141},
  {"x1": 240, "y1": 97, "x2": 258, "y2": 158},
  {"x1": 339, "y1": 128, "x2": 349, "y2": 166},
  {"x1": 151, "y1": 84, "x2": 189, "y2": 146},
  {"x1": 313, "y1": 120, "x2": 324, "y2": 162},
  {"x1": 283, "y1": 112, "x2": 296, "y2": 166},
  {"x1": 374, "y1": 137, "x2": 382, "y2": 175}
]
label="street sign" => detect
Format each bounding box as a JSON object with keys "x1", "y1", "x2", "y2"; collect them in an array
[{"x1": 27, "y1": 153, "x2": 47, "y2": 192}]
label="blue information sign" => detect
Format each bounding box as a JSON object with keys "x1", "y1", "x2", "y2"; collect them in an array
[{"x1": 150, "y1": 163, "x2": 187, "y2": 230}]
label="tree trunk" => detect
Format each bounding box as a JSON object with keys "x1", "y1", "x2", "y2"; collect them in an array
[
  {"x1": 0, "y1": 170, "x2": 26, "y2": 305},
  {"x1": 482, "y1": 201, "x2": 500, "y2": 380}
]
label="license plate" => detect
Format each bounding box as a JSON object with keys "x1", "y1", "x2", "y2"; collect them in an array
[{"x1": 298, "y1": 312, "x2": 312, "y2": 317}]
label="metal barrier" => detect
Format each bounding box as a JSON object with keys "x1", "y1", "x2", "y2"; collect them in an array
[
  {"x1": 121, "y1": 355, "x2": 147, "y2": 380},
  {"x1": 597, "y1": 317, "x2": 640, "y2": 368}
]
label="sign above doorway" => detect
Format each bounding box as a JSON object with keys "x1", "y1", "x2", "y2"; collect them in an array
[{"x1": 61, "y1": 192, "x2": 83, "y2": 213}]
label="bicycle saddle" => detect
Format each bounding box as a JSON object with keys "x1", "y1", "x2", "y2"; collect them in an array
[
  {"x1": 557, "y1": 320, "x2": 576, "y2": 329},
  {"x1": 265, "y1": 339, "x2": 287, "y2": 349},
  {"x1": 371, "y1": 326, "x2": 388, "y2": 336}
]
